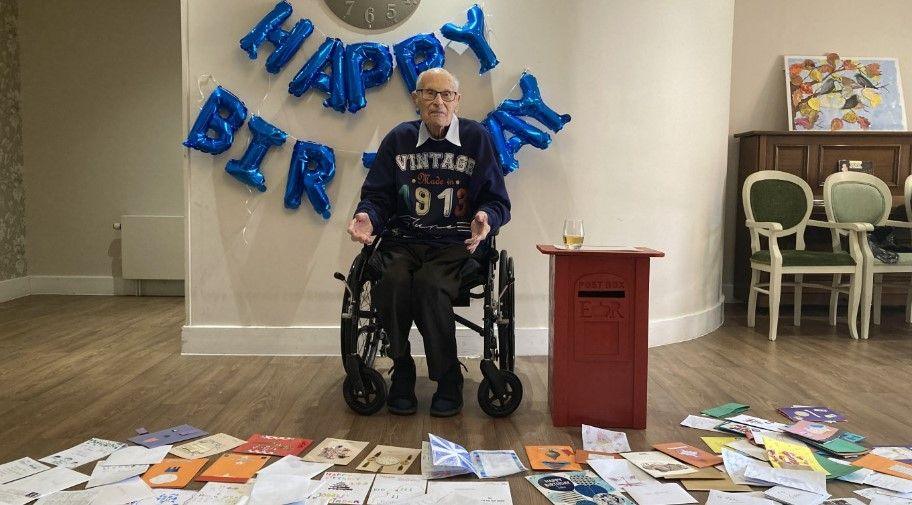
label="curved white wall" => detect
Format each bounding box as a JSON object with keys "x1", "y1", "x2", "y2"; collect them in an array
[{"x1": 182, "y1": 0, "x2": 733, "y2": 354}]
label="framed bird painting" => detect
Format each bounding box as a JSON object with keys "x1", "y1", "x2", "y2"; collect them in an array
[{"x1": 785, "y1": 53, "x2": 907, "y2": 131}]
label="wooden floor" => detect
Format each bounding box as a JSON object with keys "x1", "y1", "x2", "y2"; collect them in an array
[{"x1": 1, "y1": 295, "x2": 910, "y2": 503}]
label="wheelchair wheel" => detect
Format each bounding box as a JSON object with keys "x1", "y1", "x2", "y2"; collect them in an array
[
  {"x1": 477, "y1": 370, "x2": 523, "y2": 417},
  {"x1": 497, "y1": 253, "x2": 516, "y2": 372},
  {"x1": 343, "y1": 367, "x2": 387, "y2": 415},
  {"x1": 340, "y1": 253, "x2": 382, "y2": 369}
]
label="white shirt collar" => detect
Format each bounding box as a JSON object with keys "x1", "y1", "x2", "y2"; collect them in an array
[{"x1": 416, "y1": 116, "x2": 461, "y2": 147}]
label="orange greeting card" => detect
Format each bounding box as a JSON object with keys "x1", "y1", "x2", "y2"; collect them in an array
[
  {"x1": 653, "y1": 442, "x2": 723, "y2": 468},
  {"x1": 525, "y1": 446, "x2": 582, "y2": 471},
  {"x1": 853, "y1": 454, "x2": 912, "y2": 481},
  {"x1": 142, "y1": 458, "x2": 208, "y2": 488},
  {"x1": 196, "y1": 453, "x2": 270, "y2": 483}
]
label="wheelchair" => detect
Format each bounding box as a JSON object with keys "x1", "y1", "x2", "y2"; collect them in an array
[{"x1": 333, "y1": 232, "x2": 522, "y2": 417}]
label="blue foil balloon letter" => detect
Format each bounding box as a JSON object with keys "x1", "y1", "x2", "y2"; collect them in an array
[
  {"x1": 239, "y1": 1, "x2": 314, "y2": 74},
  {"x1": 288, "y1": 37, "x2": 347, "y2": 113},
  {"x1": 440, "y1": 4, "x2": 498, "y2": 74},
  {"x1": 183, "y1": 86, "x2": 248, "y2": 155},
  {"x1": 483, "y1": 110, "x2": 552, "y2": 175},
  {"x1": 361, "y1": 152, "x2": 377, "y2": 169},
  {"x1": 393, "y1": 33, "x2": 445, "y2": 93},
  {"x1": 482, "y1": 114, "x2": 517, "y2": 175},
  {"x1": 285, "y1": 141, "x2": 336, "y2": 219},
  {"x1": 498, "y1": 72, "x2": 572, "y2": 132},
  {"x1": 344, "y1": 42, "x2": 394, "y2": 113},
  {"x1": 225, "y1": 116, "x2": 288, "y2": 192}
]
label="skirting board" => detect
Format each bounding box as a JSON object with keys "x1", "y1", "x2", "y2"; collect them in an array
[
  {"x1": 181, "y1": 299, "x2": 724, "y2": 356},
  {"x1": 0, "y1": 276, "x2": 184, "y2": 299},
  {"x1": 0, "y1": 276, "x2": 30, "y2": 303}
]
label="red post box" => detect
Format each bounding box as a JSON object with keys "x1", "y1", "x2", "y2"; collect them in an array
[{"x1": 537, "y1": 245, "x2": 664, "y2": 429}]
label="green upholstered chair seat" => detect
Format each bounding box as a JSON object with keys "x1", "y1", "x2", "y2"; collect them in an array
[
  {"x1": 751, "y1": 250, "x2": 855, "y2": 267},
  {"x1": 875, "y1": 252, "x2": 912, "y2": 266}
]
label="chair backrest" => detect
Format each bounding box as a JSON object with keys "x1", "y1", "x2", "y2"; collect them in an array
[
  {"x1": 823, "y1": 171, "x2": 891, "y2": 227},
  {"x1": 742, "y1": 170, "x2": 813, "y2": 239}
]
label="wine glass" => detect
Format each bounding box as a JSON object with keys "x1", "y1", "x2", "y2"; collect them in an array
[{"x1": 563, "y1": 219, "x2": 584, "y2": 250}]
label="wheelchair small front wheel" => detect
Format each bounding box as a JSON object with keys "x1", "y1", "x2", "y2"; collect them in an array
[
  {"x1": 477, "y1": 370, "x2": 523, "y2": 417},
  {"x1": 343, "y1": 368, "x2": 387, "y2": 415}
]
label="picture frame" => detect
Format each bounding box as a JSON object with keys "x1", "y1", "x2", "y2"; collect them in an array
[{"x1": 785, "y1": 54, "x2": 907, "y2": 131}]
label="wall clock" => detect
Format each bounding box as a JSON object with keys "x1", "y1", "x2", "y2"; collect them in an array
[{"x1": 323, "y1": 0, "x2": 421, "y2": 31}]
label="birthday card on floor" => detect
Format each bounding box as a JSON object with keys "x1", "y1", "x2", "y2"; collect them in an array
[
  {"x1": 428, "y1": 434, "x2": 526, "y2": 479},
  {"x1": 355, "y1": 445, "x2": 421, "y2": 474},
  {"x1": 169, "y1": 434, "x2": 245, "y2": 460},
  {"x1": 303, "y1": 438, "x2": 370, "y2": 466},
  {"x1": 525, "y1": 471, "x2": 632, "y2": 505},
  {"x1": 142, "y1": 458, "x2": 208, "y2": 489},
  {"x1": 234, "y1": 434, "x2": 313, "y2": 457},
  {"x1": 311, "y1": 472, "x2": 375, "y2": 505},
  {"x1": 196, "y1": 453, "x2": 269, "y2": 483},
  {"x1": 524, "y1": 446, "x2": 582, "y2": 471}
]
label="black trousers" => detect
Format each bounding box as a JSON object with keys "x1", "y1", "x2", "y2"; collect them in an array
[{"x1": 373, "y1": 241, "x2": 470, "y2": 381}]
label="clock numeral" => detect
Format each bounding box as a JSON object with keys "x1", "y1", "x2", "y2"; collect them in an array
[
  {"x1": 344, "y1": 0, "x2": 355, "y2": 17},
  {"x1": 386, "y1": 3, "x2": 397, "y2": 20},
  {"x1": 364, "y1": 6, "x2": 375, "y2": 24}
]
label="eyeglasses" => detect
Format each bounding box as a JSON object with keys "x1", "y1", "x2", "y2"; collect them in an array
[{"x1": 415, "y1": 89, "x2": 458, "y2": 102}]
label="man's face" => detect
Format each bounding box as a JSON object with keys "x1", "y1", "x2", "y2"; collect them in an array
[{"x1": 412, "y1": 72, "x2": 460, "y2": 132}]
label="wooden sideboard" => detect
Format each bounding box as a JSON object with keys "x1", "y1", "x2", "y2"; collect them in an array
[{"x1": 734, "y1": 131, "x2": 912, "y2": 303}]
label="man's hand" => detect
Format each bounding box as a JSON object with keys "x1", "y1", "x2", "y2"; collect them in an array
[
  {"x1": 465, "y1": 211, "x2": 491, "y2": 254},
  {"x1": 348, "y1": 212, "x2": 375, "y2": 245}
]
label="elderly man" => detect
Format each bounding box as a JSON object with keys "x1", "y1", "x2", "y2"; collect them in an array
[{"x1": 348, "y1": 68, "x2": 510, "y2": 417}]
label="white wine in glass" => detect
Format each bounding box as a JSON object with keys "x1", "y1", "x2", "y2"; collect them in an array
[{"x1": 563, "y1": 219, "x2": 584, "y2": 249}]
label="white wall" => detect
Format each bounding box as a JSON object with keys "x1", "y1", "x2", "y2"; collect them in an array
[
  {"x1": 182, "y1": 0, "x2": 734, "y2": 353},
  {"x1": 18, "y1": 0, "x2": 183, "y2": 289}
]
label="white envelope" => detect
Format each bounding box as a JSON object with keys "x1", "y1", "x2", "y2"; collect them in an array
[
  {"x1": 725, "y1": 415, "x2": 788, "y2": 432},
  {"x1": 589, "y1": 459, "x2": 657, "y2": 491},
  {"x1": 0, "y1": 458, "x2": 52, "y2": 485},
  {"x1": 425, "y1": 481, "x2": 512, "y2": 505},
  {"x1": 721, "y1": 448, "x2": 773, "y2": 487},
  {"x1": 248, "y1": 474, "x2": 323, "y2": 505},
  {"x1": 680, "y1": 415, "x2": 724, "y2": 433},
  {"x1": 706, "y1": 490, "x2": 776, "y2": 505},
  {"x1": 40, "y1": 439, "x2": 126, "y2": 469},
  {"x1": 34, "y1": 489, "x2": 99, "y2": 505},
  {"x1": 743, "y1": 465, "x2": 827, "y2": 495},
  {"x1": 366, "y1": 474, "x2": 427, "y2": 505},
  {"x1": 92, "y1": 477, "x2": 155, "y2": 505},
  {"x1": 152, "y1": 489, "x2": 198, "y2": 505},
  {"x1": 865, "y1": 472, "x2": 912, "y2": 494},
  {"x1": 103, "y1": 446, "x2": 172, "y2": 466},
  {"x1": 256, "y1": 456, "x2": 331, "y2": 479},
  {"x1": 762, "y1": 485, "x2": 829, "y2": 505},
  {"x1": 626, "y1": 483, "x2": 697, "y2": 505},
  {"x1": 0, "y1": 466, "x2": 90, "y2": 502}
]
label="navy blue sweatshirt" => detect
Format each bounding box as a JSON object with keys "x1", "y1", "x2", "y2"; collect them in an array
[{"x1": 355, "y1": 118, "x2": 511, "y2": 245}]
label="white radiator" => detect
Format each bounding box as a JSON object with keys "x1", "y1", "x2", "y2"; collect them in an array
[{"x1": 121, "y1": 215, "x2": 184, "y2": 280}]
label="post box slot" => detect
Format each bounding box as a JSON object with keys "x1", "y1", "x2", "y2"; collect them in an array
[{"x1": 577, "y1": 290, "x2": 625, "y2": 298}]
